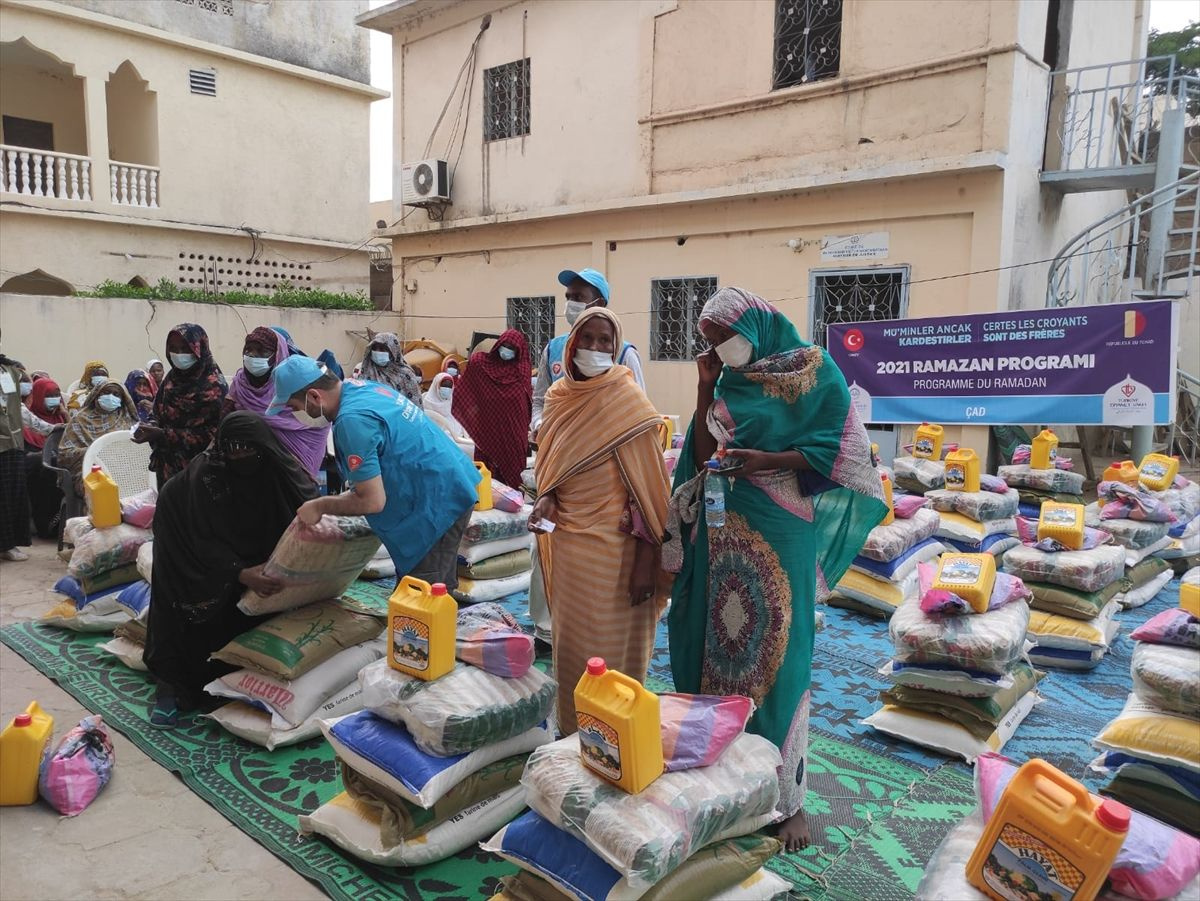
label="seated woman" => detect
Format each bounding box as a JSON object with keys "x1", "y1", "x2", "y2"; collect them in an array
[
  {"x1": 145, "y1": 411, "x2": 317, "y2": 727},
  {"x1": 124, "y1": 369, "x2": 156, "y2": 422},
  {"x1": 57, "y1": 380, "x2": 138, "y2": 495},
  {"x1": 453, "y1": 329, "x2": 533, "y2": 488},
  {"x1": 529, "y1": 308, "x2": 670, "y2": 732},
  {"x1": 221, "y1": 326, "x2": 329, "y2": 479},
  {"x1": 421, "y1": 372, "x2": 474, "y2": 458},
  {"x1": 23, "y1": 378, "x2": 67, "y2": 538},
  {"x1": 358, "y1": 332, "x2": 423, "y2": 406},
  {"x1": 66, "y1": 360, "x2": 110, "y2": 412},
  {"x1": 146, "y1": 359, "x2": 165, "y2": 387}
]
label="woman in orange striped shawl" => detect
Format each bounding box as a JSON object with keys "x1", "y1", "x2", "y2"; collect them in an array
[{"x1": 530, "y1": 307, "x2": 670, "y2": 732}]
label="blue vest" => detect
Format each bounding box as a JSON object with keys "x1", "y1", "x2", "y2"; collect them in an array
[{"x1": 546, "y1": 334, "x2": 635, "y2": 384}]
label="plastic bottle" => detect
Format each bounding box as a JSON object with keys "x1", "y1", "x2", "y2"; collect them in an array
[
  {"x1": 966, "y1": 759, "x2": 1131, "y2": 901},
  {"x1": 704, "y1": 460, "x2": 725, "y2": 529},
  {"x1": 1102, "y1": 460, "x2": 1140, "y2": 486},
  {"x1": 1038, "y1": 501, "x2": 1086, "y2": 550},
  {"x1": 879, "y1": 473, "x2": 895, "y2": 526},
  {"x1": 1030, "y1": 429, "x2": 1059, "y2": 470},
  {"x1": 83, "y1": 465, "x2": 121, "y2": 528},
  {"x1": 1137, "y1": 453, "x2": 1179, "y2": 492},
  {"x1": 574, "y1": 657, "x2": 664, "y2": 795},
  {"x1": 0, "y1": 702, "x2": 54, "y2": 806},
  {"x1": 1181, "y1": 580, "x2": 1200, "y2": 618},
  {"x1": 387, "y1": 576, "x2": 457, "y2": 681},
  {"x1": 944, "y1": 448, "x2": 981, "y2": 492},
  {"x1": 913, "y1": 423, "x2": 944, "y2": 461},
  {"x1": 474, "y1": 461, "x2": 494, "y2": 511},
  {"x1": 931, "y1": 553, "x2": 996, "y2": 613}
]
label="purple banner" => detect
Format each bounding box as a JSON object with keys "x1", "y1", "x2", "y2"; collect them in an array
[{"x1": 828, "y1": 301, "x2": 1179, "y2": 426}]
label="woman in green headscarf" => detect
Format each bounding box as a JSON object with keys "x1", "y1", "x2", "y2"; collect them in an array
[{"x1": 665, "y1": 287, "x2": 884, "y2": 851}]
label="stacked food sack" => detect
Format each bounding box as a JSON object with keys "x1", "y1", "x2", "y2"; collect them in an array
[
  {"x1": 828, "y1": 495, "x2": 943, "y2": 618},
  {"x1": 926, "y1": 477, "x2": 1019, "y2": 560},
  {"x1": 866, "y1": 555, "x2": 1040, "y2": 762},
  {"x1": 1089, "y1": 603, "x2": 1200, "y2": 836},
  {"x1": 483, "y1": 695, "x2": 790, "y2": 901},
  {"x1": 302, "y1": 605, "x2": 553, "y2": 867},
  {"x1": 1084, "y1": 480, "x2": 1176, "y2": 609},
  {"x1": 1002, "y1": 515, "x2": 1126, "y2": 670},
  {"x1": 1155, "y1": 476, "x2": 1200, "y2": 572},
  {"x1": 454, "y1": 487, "x2": 534, "y2": 604},
  {"x1": 998, "y1": 449, "x2": 1084, "y2": 516}
]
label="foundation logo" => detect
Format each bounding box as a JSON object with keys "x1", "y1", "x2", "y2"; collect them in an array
[
  {"x1": 1103, "y1": 374, "x2": 1152, "y2": 426},
  {"x1": 847, "y1": 381, "x2": 873, "y2": 423},
  {"x1": 551, "y1": 360, "x2": 564, "y2": 377},
  {"x1": 1124, "y1": 309, "x2": 1147, "y2": 338},
  {"x1": 843, "y1": 328, "x2": 865, "y2": 353},
  {"x1": 347, "y1": 455, "x2": 363, "y2": 471}
]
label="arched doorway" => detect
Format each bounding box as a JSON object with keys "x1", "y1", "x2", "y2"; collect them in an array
[
  {"x1": 106, "y1": 61, "x2": 159, "y2": 207},
  {"x1": 0, "y1": 269, "x2": 75, "y2": 295}
]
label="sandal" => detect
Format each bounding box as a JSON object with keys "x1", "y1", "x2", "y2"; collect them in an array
[{"x1": 150, "y1": 695, "x2": 179, "y2": 729}]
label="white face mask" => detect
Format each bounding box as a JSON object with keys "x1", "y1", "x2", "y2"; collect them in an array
[
  {"x1": 565, "y1": 301, "x2": 587, "y2": 326},
  {"x1": 293, "y1": 394, "x2": 329, "y2": 429},
  {"x1": 96, "y1": 394, "x2": 123, "y2": 413},
  {"x1": 44, "y1": 396, "x2": 61, "y2": 410},
  {"x1": 170, "y1": 352, "x2": 197, "y2": 371},
  {"x1": 574, "y1": 348, "x2": 614, "y2": 378},
  {"x1": 370, "y1": 350, "x2": 391, "y2": 366},
  {"x1": 91, "y1": 375, "x2": 107, "y2": 387},
  {"x1": 19, "y1": 382, "x2": 31, "y2": 397},
  {"x1": 498, "y1": 346, "x2": 517, "y2": 362},
  {"x1": 242, "y1": 355, "x2": 271, "y2": 377},
  {"x1": 715, "y1": 334, "x2": 754, "y2": 368},
  {"x1": 438, "y1": 386, "x2": 452, "y2": 402}
]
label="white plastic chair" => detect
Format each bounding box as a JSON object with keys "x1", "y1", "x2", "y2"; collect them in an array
[{"x1": 81, "y1": 430, "x2": 155, "y2": 498}]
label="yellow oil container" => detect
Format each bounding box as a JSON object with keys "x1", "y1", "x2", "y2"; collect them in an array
[
  {"x1": 0, "y1": 701, "x2": 54, "y2": 806},
  {"x1": 575, "y1": 657, "x2": 664, "y2": 795},
  {"x1": 1038, "y1": 502, "x2": 1086, "y2": 551},
  {"x1": 1181, "y1": 581, "x2": 1199, "y2": 618},
  {"x1": 1030, "y1": 429, "x2": 1059, "y2": 470},
  {"x1": 966, "y1": 759, "x2": 1130, "y2": 901},
  {"x1": 474, "y1": 461, "x2": 494, "y2": 511},
  {"x1": 931, "y1": 553, "x2": 996, "y2": 614},
  {"x1": 658, "y1": 415, "x2": 675, "y2": 451},
  {"x1": 387, "y1": 576, "x2": 457, "y2": 681},
  {"x1": 1102, "y1": 460, "x2": 1140, "y2": 486},
  {"x1": 913, "y1": 423, "x2": 944, "y2": 461},
  {"x1": 944, "y1": 448, "x2": 981, "y2": 493},
  {"x1": 83, "y1": 465, "x2": 121, "y2": 528},
  {"x1": 879, "y1": 473, "x2": 895, "y2": 526},
  {"x1": 1138, "y1": 453, "x2": 1179, "y2": 492}
]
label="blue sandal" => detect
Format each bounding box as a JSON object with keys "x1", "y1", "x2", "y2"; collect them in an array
[{"x1": 150, "y1": 698, "x2": 178, "y2": 729}]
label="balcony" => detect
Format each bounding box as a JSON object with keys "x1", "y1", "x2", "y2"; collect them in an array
[
  {"x1": 109, "y1": 161, "x2": 159, "y2": 208},
  {"x1": 0, "y1": 145, "x2": 92, "y2": 200}
]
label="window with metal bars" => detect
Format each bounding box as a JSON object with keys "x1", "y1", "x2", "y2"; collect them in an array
[
  {"x1": 810, "y1": 266, "x2": 909, "y2": 348},
  {"x1": 773, "y1": 0, "x2": 843, "y2": 90},
  {"x1": 506, "y1": 295, "x2": 555, "y2": 361},
  {"x1": 650, "y1": 276, "x2": 718, "y2": 362},
  {"x1": 484, "y1": 59, "x2": 530, "y2": 142}
]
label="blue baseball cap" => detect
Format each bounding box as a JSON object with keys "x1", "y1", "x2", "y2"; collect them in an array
[
  {"x1": 557, "y1": 267, "x2": 610, "y2": 303},
  {"x1": 267, "y1": 356, "x2": 328, "y2": 415}
]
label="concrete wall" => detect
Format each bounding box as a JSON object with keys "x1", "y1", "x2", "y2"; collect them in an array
[
  {"x1": 0, "y1": 292, "x2": 403, "y2": 388},
  {"x1": 0, "y1": 42, "x2": 88, "y2": 154},
  {"x1": 62, "y1": 0, "x2": 371, "y2": 84}
]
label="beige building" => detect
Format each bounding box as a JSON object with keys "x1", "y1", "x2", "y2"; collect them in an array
[
  {"x1": 362, "y1": 0, "x2": 1197, "y2": 459},
  {"x1": 0, "y1": 0, "x2": 386, "y2": 301}
]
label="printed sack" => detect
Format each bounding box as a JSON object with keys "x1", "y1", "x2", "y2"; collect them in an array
[
  {"x1": 38, "y1": 715, "x2": 115, "y2": 816},
  {"x1": 1130, "y1": 608, "x2": 1200, "y2": 649},
  {"x1": 1093, "y1": 694, "x2": 1200, "y2": 772},
  {"x1": 889, "y1": 594, "x2": 1030, "y2": 675},
  {"x1": 1131, "y1": 643, "x2": 1200, "y2": 717},
  {"x1": 1001, "y1": 544, "x2": 1126, "y2": 593},
  {"x1": 67, "y1": 523, "x2": 153, "y2": 580},
  {"x1": 455, "y1": 602, "x2": 535, "y2": 678},
  {"x1": 206, "y1": 681, "x2": 365, "y2": 751}
]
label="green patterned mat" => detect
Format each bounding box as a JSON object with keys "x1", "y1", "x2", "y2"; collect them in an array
[{"x1": 1, "y1": 617, "x2": 975, "y2": 900}]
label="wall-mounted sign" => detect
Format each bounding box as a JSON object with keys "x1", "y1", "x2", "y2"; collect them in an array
[{"x1": 821, "y1": 231, "x2": 889, "y2": 261}]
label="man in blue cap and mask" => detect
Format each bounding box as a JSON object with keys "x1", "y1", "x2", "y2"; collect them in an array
[{"x1": 266, "y1": 356, "x2": 480, "y2": 588}]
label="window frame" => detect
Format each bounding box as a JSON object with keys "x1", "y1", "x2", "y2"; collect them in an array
[
  {"x1": 772, "y1": 0, "x2": 844, "y2": 91},
  {"x1": 649, "y1": 275, "x2": 720, "y2": 363},
  {"x1": 808, "y1": 264, "x2": 910, "y2": 349},
  {"x1": 483, "y1": 58, "x2": 531, "y2": 142},
  {"x1": 506, "y1": 294, "x2": 556, "y2": 361}
]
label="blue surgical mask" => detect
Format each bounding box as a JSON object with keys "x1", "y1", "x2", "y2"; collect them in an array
[
  {"x1": 44, "y1": 396, "x2": 61, "y2": 410},
  {"x1": 438, "y1": 386, "x2": 452, "y2": 402},
  {"x1": 19, "y1": 382, "x2": 31, "y2": 397},
  {"x1": 97, "y1": 394, "x2": 122, "y2": 413},
  {"x1": 242, "y1": 355, "x2": 271, "y2": 377},
  {"x1": 498, "y1": 346, "x2": 517, "y2": 362},
  {"x1": 370, "y1": 350, "x2": 391, "y2": 366},
  {"x1": 170, "y1": 352, "x2": 197, "y2": 371},
  {"x1": 91, "y1": 375, "x2": 107, "y2": 388}
]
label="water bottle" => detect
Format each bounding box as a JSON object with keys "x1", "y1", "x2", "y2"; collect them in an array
[
  {"x1": 704, "y1": 460, "x2": 725, "y2": 528},
  {"x1": 316, "y1": 469, "x2": 329, "y2": 496}
]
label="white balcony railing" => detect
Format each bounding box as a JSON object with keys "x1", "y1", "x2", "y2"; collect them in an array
[
  {"x1": 110, "y1": 161, "x2": 160, "y2": 208},
  {"x1": 0, "y1": 145, "x2": 92, "y2": 201}
]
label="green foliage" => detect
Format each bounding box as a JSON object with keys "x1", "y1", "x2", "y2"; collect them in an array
[
  {"x1": 78, "y1": 278, "x2": 371, "y2": 311},
  {"x1": 1147, "y1": 22, "x2": 1200, "y2": 114}
]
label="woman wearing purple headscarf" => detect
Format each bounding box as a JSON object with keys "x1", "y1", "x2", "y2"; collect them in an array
[{"x1": 221, "y1": 326, "x2": 329, "y2": 479}]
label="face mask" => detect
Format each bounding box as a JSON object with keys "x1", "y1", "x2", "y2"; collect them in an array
[
  {"x1": 715, "y1": 334, "x2": 754, "y2": 368},
  {"x1": 498, "y1": 346, "x2": 517, "y2": 362},
  {"x1": 446, "y1": 367, "x2": 459, "y2": 378},
  {"x1": 44, "y1": 396, "x2": 61, "y2": 410},
  {"x1": 565, "y1": 301, "x2": 587, "y2": 326},
  {"x1": 293, "y1": 395, "x2": 329, "y2": 429},
  {"x1": 225, "y1": 455, "x2": 262, "y2": 477},
  {"x1": 370, "y1": 350, "x2": 391, "y2": 366},
  {"x1": 242, "y1": 355, "x2": 271, "y2": 377},
  {"x1": 438, "y1": 386, "x2": 452, "y2": 402},
  {"x1": 574, "y1": 348, "x2": 614, "y2": 378},
  {"x1": 19, "y1": 382, "x2": 31, "y2": 397},
  {"x1": 170, "y1": 352, "x2": 197, "y2": 371},
  {"x1": 91, "y1": 375, "x2": 107, "y2": 387},
  {"x1": 97, "y1": 394, "x2": 123, "y2": 413}
]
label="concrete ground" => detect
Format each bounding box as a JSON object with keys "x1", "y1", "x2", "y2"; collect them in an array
[{"x1": 0, "y1": 538, "x2": 325, "y2": 901}]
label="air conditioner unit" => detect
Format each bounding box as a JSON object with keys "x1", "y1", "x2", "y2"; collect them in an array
[{"x1": 400, "y1": 159, "x2": 450, "y2": 206}]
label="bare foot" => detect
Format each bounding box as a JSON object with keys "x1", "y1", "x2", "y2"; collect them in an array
[{"x1": 776, "y1": 808, "x2": 811, "y2": 852}]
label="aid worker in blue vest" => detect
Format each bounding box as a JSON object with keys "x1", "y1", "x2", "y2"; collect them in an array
[
  {"x1": 528, "y1": 267, "x2": 647, "y2": 647},
  {"x1": 267, "y1": 356, "x2": 480, "y2": 588}
]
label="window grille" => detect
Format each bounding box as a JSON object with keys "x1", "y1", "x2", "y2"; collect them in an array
[
  {"x1": 484, "y1": 59, "x2": 530, "y2": 142},
  {"x1": 810, "y1": 266, "x2": 909, "y2": 348},
  {"x1": 507, "y1": 295, "x2": 555, "y2": 361},
  {"x1": 773, "y1": 0, "x2": 843, "y2": 90},
  {"x1": 650, "y1": 276, "x2": 718, "y2": 362},
  {"x1": 189, "y1": 68, "x2": 217, "y2": 97}
]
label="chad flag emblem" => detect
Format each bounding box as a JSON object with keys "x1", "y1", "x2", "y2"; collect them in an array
[{"x1": 1124, "y1": 309, "x2": 1146, "y2": 338}]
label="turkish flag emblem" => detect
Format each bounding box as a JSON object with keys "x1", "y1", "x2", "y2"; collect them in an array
[
  {"x1": 348, "y1": 455, "x2": 363, "y2": 471},
  {"x1": 843, "y1": 328, "x2": 865, "y2": 352}
]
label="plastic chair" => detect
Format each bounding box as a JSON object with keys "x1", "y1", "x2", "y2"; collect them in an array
[
  {"x1": 41, "y1": 425, "x2": 82, "y2": 551},
  {"x1": 81, "y1": 430, "x2": 155, "y2": 499}
]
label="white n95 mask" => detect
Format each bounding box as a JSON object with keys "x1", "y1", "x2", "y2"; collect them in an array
[
  {"x1": 565, "y1": 301, "x2": 587, "y2": 326},
  {"x1": 715, "y1": 334, "x2": 754, "y2": 368}
]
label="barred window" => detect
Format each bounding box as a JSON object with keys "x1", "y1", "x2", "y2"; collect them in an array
[
  {"x1": 773, "y1": 0, "x2": 843, "y2": 90},
  {"x1": 810, "y1": 267, "x2": 909, "y2": 348},
  {"x1": 484, "y1": 59, "x2": 530, "y2": 142},
  {"x1": 507, "y1": 295, "x2": 555, "y2": 361},
  {"x1": 650, "y1": 276, "x2": 718, "y2": 362}
]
